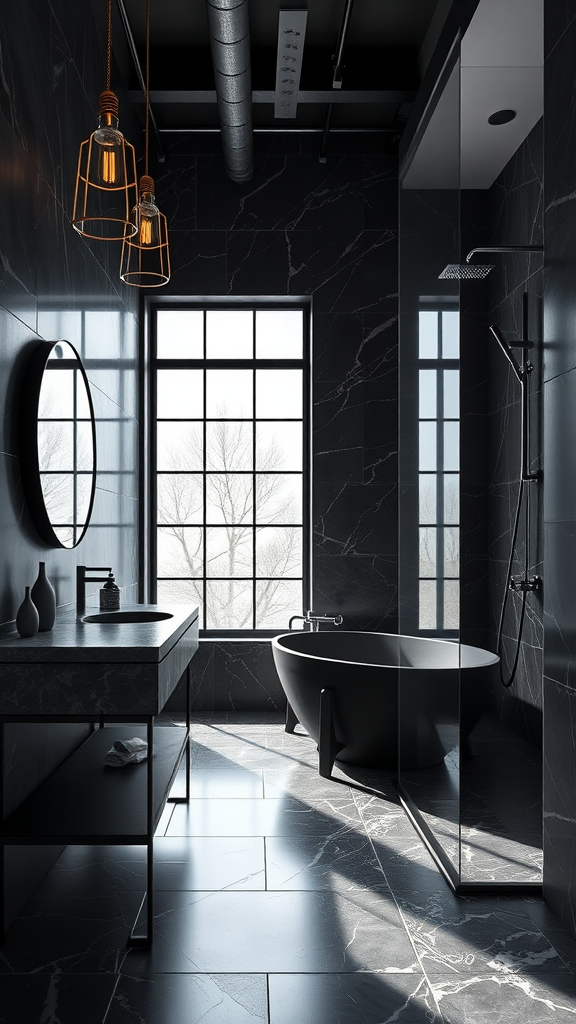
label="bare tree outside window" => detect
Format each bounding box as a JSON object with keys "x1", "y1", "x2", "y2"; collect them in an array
[{"x1": 154, "y1": 304, "x2": 307, "y2": 631}]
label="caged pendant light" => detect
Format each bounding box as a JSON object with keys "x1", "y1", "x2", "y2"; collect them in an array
[
  {"x1": 120, "y1": 0, "x2": 170, "y2": 287},
  {"x1": 72, "y1": 0, "x2": 138, "y2": 240}
]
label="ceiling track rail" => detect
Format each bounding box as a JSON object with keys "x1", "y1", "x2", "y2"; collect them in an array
[
  {"x1": 322, "y1": 0, "x2": 356, "y2": 160},
  {"x1": 116, "y1": 0, "x2": 165, "y2": 162}
]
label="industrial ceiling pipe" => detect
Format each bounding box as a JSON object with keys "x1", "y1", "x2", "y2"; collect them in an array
[{"x1": 205, "y1": 0, "x2": 253, "y2": 182}]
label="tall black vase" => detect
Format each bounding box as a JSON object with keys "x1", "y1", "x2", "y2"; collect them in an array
[{"x1": 31, "y1": 561, "x2": 56, "y2": 631}]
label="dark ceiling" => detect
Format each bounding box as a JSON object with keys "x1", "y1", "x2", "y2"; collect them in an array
[{"x1": 116, "y1": 0, "x2": 443, "y2": 151}]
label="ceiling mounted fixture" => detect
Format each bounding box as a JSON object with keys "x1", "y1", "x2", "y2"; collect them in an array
[
  {"x1": 71, "y1": 0, "x2": 138, "y2": 240},
  {"x1": 487, "y1": 108, "x2": 517, "y2": 125},
  {"x1": 120, "y1": 0, "x2": 170, "y2": 287},
  {"x1": 274, "y1": 8, "x2": 308, "y2": 119}
]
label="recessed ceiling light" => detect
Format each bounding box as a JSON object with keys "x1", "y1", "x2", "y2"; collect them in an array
[{"x1": 488, "y1": 109, "x2": 517, "y2": 125}]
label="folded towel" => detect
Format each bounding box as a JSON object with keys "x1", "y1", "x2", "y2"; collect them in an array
[{"x1": 104, "y1": 736, "x2": 148, "y2": 767}]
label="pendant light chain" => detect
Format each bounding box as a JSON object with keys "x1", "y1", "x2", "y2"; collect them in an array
[
  {"x1": 106, "y1": 0, "x2": 112, "y2": 92},
  {"x1": 145, "y1": 0, "x2": 150, "y2": 178}
]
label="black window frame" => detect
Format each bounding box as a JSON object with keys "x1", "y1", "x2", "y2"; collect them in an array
[
  {"x1": 417, "y1": 306, "x2": 460, "y2": 638},
  {"x1": 147, "y1": 297, "x2": 312, "y2": 638}
]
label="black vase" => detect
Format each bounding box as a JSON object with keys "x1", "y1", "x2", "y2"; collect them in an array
[
  {"x1": 31, "y1": 561, "x2": 56, "y2": 631},
  {"x1": 16, "y1": 587, "x2": 40, "y2": 638}
]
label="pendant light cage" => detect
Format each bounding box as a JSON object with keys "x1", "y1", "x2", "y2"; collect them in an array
[
  {"x1": 120, "y1": 0, "x2": 171, "y2": 287},
  {"x1": 72, "y1": 0, "x2": 138, "y2": 241}
]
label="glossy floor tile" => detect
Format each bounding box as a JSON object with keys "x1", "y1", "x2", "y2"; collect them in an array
[{"x1": 2, "y1": 714, "x2": 576, "y2": 1024}]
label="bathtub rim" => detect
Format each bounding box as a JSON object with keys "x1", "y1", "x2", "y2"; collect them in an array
[{"x1": 272, "y1": 630, "x2": 500, "y2": 671}]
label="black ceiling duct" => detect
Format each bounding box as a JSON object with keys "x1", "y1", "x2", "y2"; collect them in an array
[{"x1": 205, "y1": 0, "x2": 253, "y2": 182}]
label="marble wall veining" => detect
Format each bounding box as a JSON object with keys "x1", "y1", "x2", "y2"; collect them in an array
[
  {"x1": 461, "y1": 119, "x2": 544, "y2": 750},
  {"x1": 0, "y1": 0, "x2": 140, "y2": 924},
  {"x1": 542, "y1": 0, "x2": 576, "y2": 944},
  {"x1": 159, "y1": 136, "x2": 399, "y2": 712}
]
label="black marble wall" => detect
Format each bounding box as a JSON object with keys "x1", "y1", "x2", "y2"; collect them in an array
[
  {"x1": 158, "y1": 135, "x2": 399, "y2": 711},
  {"x1": 0, "y1": 2, "x2": 140, "y2": 923},
  {"x1": 461, "y1": 120, "x2": 544, "y2": 749},
  {"x1": 542, "y1": 0, "x2": 576, "y2": 941}
]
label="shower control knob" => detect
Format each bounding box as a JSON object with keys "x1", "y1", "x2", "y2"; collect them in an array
[{"x1": 509, "y1": 575, "x2": 541, "y2": 593}]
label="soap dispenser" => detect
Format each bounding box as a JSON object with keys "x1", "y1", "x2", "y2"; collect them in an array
[{"x1": 99, "y1": 572, "x2": 120, "y2": 611}]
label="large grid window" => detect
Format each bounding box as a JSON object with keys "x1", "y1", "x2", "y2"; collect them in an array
[
  {"x1": 151, "y1": 304, "x2": 309, "y2": 633},
  {"x1": 418, "y1": 310, "x2": 460, "y2": 632}
]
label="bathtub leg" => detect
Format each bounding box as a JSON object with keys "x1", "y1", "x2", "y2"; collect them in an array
[
  {"x1": 285, "y1": 700, "x2": 299, "y2": 733},
  {"x1": 319, "y1": 688, "x2": 343, "y2": 779}
]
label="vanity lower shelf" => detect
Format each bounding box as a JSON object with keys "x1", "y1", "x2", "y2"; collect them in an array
[{"x1": 2, "y1": 725, "x2": 187, "y2": 844}]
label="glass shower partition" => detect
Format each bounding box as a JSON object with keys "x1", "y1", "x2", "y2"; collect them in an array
[{"x1": 397, "y1": 50, "x2": 463, "y2": 888}]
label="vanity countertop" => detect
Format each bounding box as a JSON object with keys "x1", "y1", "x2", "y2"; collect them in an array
[
  {"x1": 0, "y1": 605, "x2": 199, "y2": 664},
  {"x1": 0, "y1": 605, "x2": 200, "y2": 717}
]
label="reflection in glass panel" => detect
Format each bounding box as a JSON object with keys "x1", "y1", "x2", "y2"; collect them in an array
[
  {"x1": 419, "y1": 370, "x2": 437, "y2": 418},
  {"x1": 206, "y1": 474, "x2": 252, "y2": 524},
  {"x1": 157, "y1": 370, "x2": 203, "y2": 418},
  {"x1": 256, "y1": 370, "x2": 302, "y2": 418},
  {"x1": 444, "y1": 527, "x2": 460, "y2": 577},
  {"x1": 76, "y1": 423, "x2": 95, "y2": 472},
  {"x1": 157, "y1": 422, "x2": 203, "y2": 471},
  {"x1": 419, "y1": 311, "x2": 438, "y2": 358},
  {"x1": 41, "y1": 474, "x2": 74, "y2": 526},
  {"x1": 206, "y1": 527, "x2": 252, "y2": 577},
  {"x1": 38, "y1": 422, "x2": 74, "y2": 471},
  {"x1": 256, "y1": 310, "x2": 303, "y2": 359},
  {"x1": 158, "y1": 579, "x2": 204, "y2": 624},
  {"x1": 157, "y1": 310, "x2": 204, "y2": 359},
  {"x1": 256, "y1": 579, "x2": 302, "y2": 628},
  {"x1": 419, "y1": 579, "x2": 437, "y2": 629},
  {"x1": 419, "y1": 527, "x2": 437, "y2": 576},
  {"x1": 444, "y1": 370, "x2": 460, "y2": 418},
  {"x1": 39, "y1": 368, "x2": 74, "y2": 418},
  {"x1": 206, "y1": 369, "x2": 253, "y2": 418},
  {"x1": 54, "y1": 526, "x2": 74, "y2": 546},
  {"x1": 255, "y1": 475, "x2": 302, "y2": 524},
  {"x1": 419, "y1": 422, "x2": 437, "y2": 471},
  {"x1": 442, "y1": 311, "x2": 459, "y2": 358},
  {"x1": 206, "y1": 580, "x2": 252, "y2": 629},
  {"x1": 206, "y1": 421, "x2": 252, "y2": 470},
  {"x1": 256, "y1": 422, "x2": 302, "y2": 471},
  {"x1": 444, "y1": 421, "x2": 459, "y2": 470},
  {"x1": 256, "y1": 527, "x2": 302, "y2": 577},
  {"x1": 444, "y1": 580, "x2": 459, "y2": 630},
  {"x1": 419, "y1": 474, "x2": 437, "y2": 523},
  {"x1": 206, "y1": 310, "x2": 253, "y2": 359},
  {"x1": 157, "y1": 526, "x2": 203, "y2": 577},
  {"x1": 158, "y1": 474, "x2": 202, "y2": 524},
  {"x1": 444, "y1": 474, "x2": 459, "y2": 524}
]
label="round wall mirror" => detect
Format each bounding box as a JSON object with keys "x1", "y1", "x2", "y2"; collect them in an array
[{"x1": 20, "y1": 340, "x2": 97, "y2": 548}]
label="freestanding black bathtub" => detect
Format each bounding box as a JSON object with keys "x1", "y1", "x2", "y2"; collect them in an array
[{"x1": 271, "y1": 631, "x2": 499, "y2": 776}]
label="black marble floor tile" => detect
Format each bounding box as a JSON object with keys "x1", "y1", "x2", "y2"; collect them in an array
[
  {"x1": 166, "y1": 796, "x2": 364, "y2": 838},
  {"x1": 0, "y1": 892, "x2": 141, "y2": 974},
  {"x1": 433, "y1": 971, "x2": 576, "y2": 1023},
  {"x1": 123, "y1": 890, "x2": 418, "y2": 975},
  {"x1": 0, "y1": 972, "x2": 117, "y2": 1024},
  {"x1": 182, "y1": 767, "x2": 264, "y2": 798},
  {"x1": 36, "y1": 838, "x2": 266, "y2": 895},
  {"x1": 190, "y1": 740, "x2": 314, "y2": 771},
  {"x1": 106, "y1": 973, "x2": 268, "y2": 1024},
  {"x1": 268, "y1": 973, "x2": 442, "y2": 1024},
  {"x1": 397, "y1": 888, "x2": 572, "y2": 976},
  {"x1": 265, "y1": 833, "x2": 390, "y2": 892},
  {"x1": 263, "y1": 765, "x2": 356, "y2": 800}
]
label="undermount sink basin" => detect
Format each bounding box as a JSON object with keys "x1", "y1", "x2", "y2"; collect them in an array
[{"x1": 83, "y1": 610, "x2": 174, "y2": 624}]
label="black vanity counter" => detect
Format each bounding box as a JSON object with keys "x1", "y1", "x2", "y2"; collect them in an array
[{"x1": 0, "y1": 605, "x2": 199, "y2": 715}]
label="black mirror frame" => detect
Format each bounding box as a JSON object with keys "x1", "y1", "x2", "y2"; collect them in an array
[{"x1": 19, "y1": 340, "x2": 97, "y2": 549}]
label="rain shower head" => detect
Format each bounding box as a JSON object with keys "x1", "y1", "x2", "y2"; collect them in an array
[
  {"x1": 439, "y1": 263, "x2": 494, "y2": 279},
  {"x1": 438, "y1": 245, "x2": 543, "y2": 281}
]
